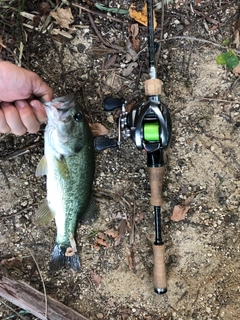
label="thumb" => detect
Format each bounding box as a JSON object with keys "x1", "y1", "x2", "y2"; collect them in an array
[{"x1": 31, "y1": 73, "x2": 53, "y2": 102}]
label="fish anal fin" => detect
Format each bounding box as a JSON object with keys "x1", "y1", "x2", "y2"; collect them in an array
[
  {"x1": 36, "y1": 156, "x2": 48, "y2": 177},
  {"x1": 33, "y1": 199, "x2": 54, "y2": 225}
]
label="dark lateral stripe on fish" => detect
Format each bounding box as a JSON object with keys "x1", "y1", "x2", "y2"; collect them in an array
[{"x1": 49, "y1": 244, "x2": 81, "y2": 271}]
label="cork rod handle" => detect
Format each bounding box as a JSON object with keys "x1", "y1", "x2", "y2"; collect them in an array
[
  {"x1": 147, "y1": 166, "x2": 165, "y2": 206},
  {"x1": 152, "y1": 244, "x2": 167, "y2": 293}
]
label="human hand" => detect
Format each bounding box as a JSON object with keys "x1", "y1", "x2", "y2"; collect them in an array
[{"x1": 0, "y1": 61, "x2": 53, "y2": 135}]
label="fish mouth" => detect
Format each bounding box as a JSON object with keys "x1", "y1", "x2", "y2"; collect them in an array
[{"x1": 44, "y1": 94, "x2": 76, "y2": 122}]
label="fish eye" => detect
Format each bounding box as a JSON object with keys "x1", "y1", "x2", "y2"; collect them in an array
[{"x1": 74, "y1": 113, "x2": 82, "y2": 122}]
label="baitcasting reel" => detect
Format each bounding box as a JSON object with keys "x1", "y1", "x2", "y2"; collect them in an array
[{"x1": 95, "y1": 94, "x2": 171, "y2": 167}]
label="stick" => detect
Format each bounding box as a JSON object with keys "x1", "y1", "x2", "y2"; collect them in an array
[{"x1": 0, "y1": 275, "x2": 89, "y2": 320}]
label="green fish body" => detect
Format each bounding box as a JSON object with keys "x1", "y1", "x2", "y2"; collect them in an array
[{"x1": 35, "y1": 94, "x2": 96, "y2": 271}]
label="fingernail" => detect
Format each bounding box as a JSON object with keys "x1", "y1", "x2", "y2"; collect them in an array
[
  {"x1": 15, "y1": 100, "x2": 27, "y2": 108},
  {"x1": 30, "y1": 100, "x2": 41, "y2": 109}
]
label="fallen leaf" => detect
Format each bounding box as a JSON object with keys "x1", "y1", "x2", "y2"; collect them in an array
[
  {"x1": 105, "y1": 229, "x2": 119, "y2": 239},
  {"x1": 233, "y1": 30, "x2": 240, "y2": 49},
  {"x1": 90, "y1": 271, "x2": 102, "y2": 286},
  {"x1": 122, "y1": 62, "x2": 138, "y2": 77},
  {"x1": 115, "y1": 219, "x2": 128, "y2": 245},
  {"x1": 93, "y1": 232, "x2": 109, "y2": 250},
  {"x1": 39, "y1": 2, "x2": 51, "y2": 15},
  {"x1": 89, "y1": 123, "x2": 109, "y2": 137},
  {"x1": 50, "y1": 7, "x2": 74, "y2": 29},
  {"x1": 171, "y1": 205, "x2": 190, "y2": 222},
  {"x1": 128, "y1": 24, "x2": 140, "y2": 53},
  {"x1": 134, "y1": 211, "x2": 146, "y2": 224},
  {"x1": 1, "y1": 257, "x2": 22, "y2": 269},
  {"x1": 128, "y1": 247, "x2": 136, "y2": 271},
  {"x1": 232, "y1": 64, "x2": 240, "y2": 76},
  {"x1": 129, "y1": 3, "x2": 157, "y2": 29}
]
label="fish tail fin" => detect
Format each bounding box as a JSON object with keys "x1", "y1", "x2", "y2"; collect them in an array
[{"x1": 49, "y1": 244, "x2": 81, "y2": 271}]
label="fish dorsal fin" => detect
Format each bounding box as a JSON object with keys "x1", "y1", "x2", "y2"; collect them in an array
[
  {"x1": 36, "y1": 156, "x2": 48, "y2": 177},
  {"x1": 33, "y1": 199, "x2": 55, "y2": 225},
  {"x1": 56, "y1": 157, "x2": 70, "y2": 180}
]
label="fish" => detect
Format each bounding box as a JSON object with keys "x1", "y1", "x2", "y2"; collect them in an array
[{"x1": 34, "y1": 94, "x2": 96, "y2": 271}]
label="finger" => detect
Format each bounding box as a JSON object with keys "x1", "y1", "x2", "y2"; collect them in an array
[
  {"x1": 29, "y1": 100, "x2": 47, "y2": 123},
  {"x1": 0, "y1": 106, "x2": 11, "y2": 134},
  {"x1": 31, "y1": 73, "x2": 53, "y2": 102},
  {"x1": 15, "y1": 100, "x2": 40, "y2": 134},
  {"x1": 1, "y1": 102, "x2": 27, "y2": 136}
]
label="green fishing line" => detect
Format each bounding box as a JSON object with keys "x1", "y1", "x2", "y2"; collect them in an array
[{"x1": 144, "y1": 122, "x2": 160, "y2": 141}]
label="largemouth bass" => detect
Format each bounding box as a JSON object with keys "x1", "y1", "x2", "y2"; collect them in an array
[{"x1": 35, "y1": 94, "x2": 96, "y2": 271}]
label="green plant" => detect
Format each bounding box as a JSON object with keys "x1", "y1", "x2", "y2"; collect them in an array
[{"x1": 216, "y1": 50, "x2": 239, "y2": 70}]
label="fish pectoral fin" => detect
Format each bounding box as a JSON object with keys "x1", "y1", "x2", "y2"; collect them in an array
[
  {"x1": 56, "y1": 157, "x2": 70, "y2": 179},
  {"x1": 36, "y1": 156, "x2": 48, "y2": 177},
  {"x1": 33, "y1": 199, "x2": 55, "y2": 225}
]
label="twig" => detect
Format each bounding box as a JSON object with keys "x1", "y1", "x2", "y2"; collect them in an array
[
  {"x1": 0, "y1": 299, "x2": 26, "y2": 320},
  {"x1": 87, "y1": 12, "x2": 125, "y2": 53},
  {"x1": 0, "y1": 141, "x2": 43, "y2": 160},
  {"x1": 155, "y1": 0, "x2": 165, "y2": 66},
  {"x1": 94, "y1": 189, "x2": 131, "y2": 209},
  {"x1": 161, "y1": 36, "x2": 240, "y2": 55},
  {"x1": 0, "y1": 42, "x2": 29, "y2": 69},
  {"x1": 129, "y1": 202, "x2": 136, "y2": 246},
  {"x1": 72, "y1": 3, "x2": 125, "y2": 24},
  {"x1": 196, "y1": 97, "x2": 240, "y2": 104},
  {"x1": 29, "y1": 250, "x2": 48, "y2": 320}
]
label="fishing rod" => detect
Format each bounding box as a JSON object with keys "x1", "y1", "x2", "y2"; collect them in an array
[{"x1": 95, "y1": 0, "x2": 172, "y2": 294}]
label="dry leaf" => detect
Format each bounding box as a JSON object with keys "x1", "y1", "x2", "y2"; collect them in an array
[
  {"x1": 233, "y1": 27, "x2": 240, "y2": 49},
  {"x1": 93, "y1": 232, "x2": 109, "y2": 250},
  {"x1": 128, "y1": 24, "x2": 141, "y2": 53},
  {"x1": 134, "y1": 211, "x2": 146, "y2": 224},
  {"x1": 115, "y1": 219, "x2": 128, "y2": 246},
  {"x1": 129, "y1": 3, "x2": 157, "y2": 29},
  {"x1": 90, "y1": 271, "x2": 102, "y2": 286},
  {"x1": 105, "y1": 229, "x2": 119, "y2": 239},
  {"x1": 1, "y1": 256, "x2": 22, "y2": 269},
  {"x1": 171, "y1": 205, "x2": 190, "y2": 222},
  {"x1": 232, "y1": 64, "x2": 240, "y2": 76},
  {"x1": 128, "y1": 246, "x2": 136, "y2": 271},
  {"x1": 50, "y1": 7, "x2": 74, "y2": 29},
  {"x1": 122, "y1": 62, "x2": 138, "y2": 77},
  {"x1": 89, "y1": 123, "x2": 109, "y2": 137},
  {"x1": 39, "y1": 2, "x2": 51, "y2": 15}
]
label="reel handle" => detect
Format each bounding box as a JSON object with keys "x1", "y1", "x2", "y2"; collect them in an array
[{"x1": 103, "y1": 97, "x2": 124, "y2": 111}]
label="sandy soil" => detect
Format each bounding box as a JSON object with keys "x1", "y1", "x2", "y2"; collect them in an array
[{"x1": 0, "y1": 1, "x2": 239, "y2": 319}]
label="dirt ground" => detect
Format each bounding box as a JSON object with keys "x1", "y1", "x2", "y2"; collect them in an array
[{"x1": 0, "y1": 1, "x2": 240, "y2": 319}]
